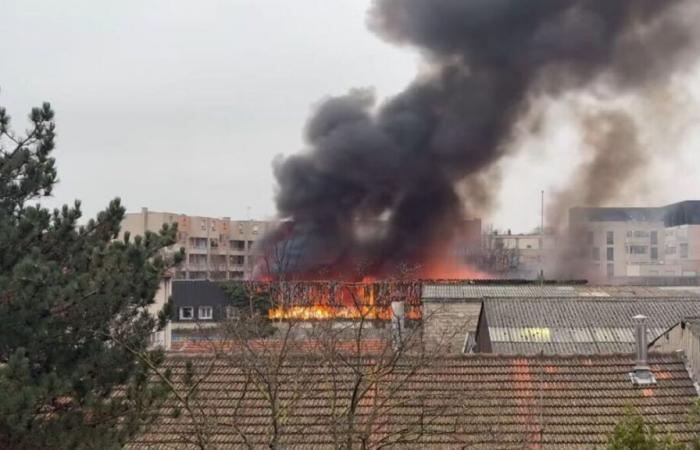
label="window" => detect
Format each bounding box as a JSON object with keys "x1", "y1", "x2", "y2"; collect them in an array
[
  {"x1": 629, "y1": 245, "x2": 648, "y2": 255},
  {"x1": 607, "y1": 263, "x2": 614, "y2": 278},
  {"x1": 230, "y1": 255, "x2": 245, "y2": 266},
  {"x1": 606, "y1": 231, "x2": 614, "y2": 245},
  {"x1": 188, "y1": 254, "x2": 207, "y2": 265},
  {"x1": 651, "y1": 247, "x2": 658, "y2": 260},
  {"x1": 666, "y1": 246, "x2": 677, "y2": 255},
  {"x1": 198, "y1": 306, "x2": 213, "y2": 320},
  {"x1": 229, "y1": 271, "x2": 244, "y2": 280},
  {"x1": 592, "y1": 247, "x2": 600, "y2": 261},
  {"x1": 179, "y1": 307, "x2": 194, "y2": 320},
  {"x1": 189, "y1": 237, "x2": 207, "y2": 249},
  {"x1": 607, "y1": 247, "x2": 614, "y2": 261},
  {"x1": 650, "y1": 231, "x2": 658, "y2": 245},
  {"x1": 633, "y1": 230, "x2": 649, "y2": 238},
  {"x1": 680, "y1": 243, "x2": 689, "y2": 258},
  {"x1": 230, "y1": 240, "x2": 245, "y2": 251}
]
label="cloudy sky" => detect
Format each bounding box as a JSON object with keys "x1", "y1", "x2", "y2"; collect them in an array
[{"x1": 2, "y1": 0, "x2": 699, "y2": 232}]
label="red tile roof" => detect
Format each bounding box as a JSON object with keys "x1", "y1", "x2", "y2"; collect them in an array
[
  {"x1": 127, "y1": 353, "x2": 700, "y2": 449},
  {"x1": 170, "y1": 338, "x2": 389, "y2": 355}
]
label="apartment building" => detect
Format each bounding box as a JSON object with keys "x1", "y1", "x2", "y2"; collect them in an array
[
  {"x1": 120, "y1": 208, "x2": 277, "y2": 280},
  {"x1": 569, "y1": 200, "x2": 700, "y2": 281}
]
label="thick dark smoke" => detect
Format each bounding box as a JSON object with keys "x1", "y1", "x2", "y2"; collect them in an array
[
  {"x1": 264, "y1": 0, "x2": 698, "y2": 278},
  {"x1": 548, "y1": 110, "x2": 648, "y2": 232}
]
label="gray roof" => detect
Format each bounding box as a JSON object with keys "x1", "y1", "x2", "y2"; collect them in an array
[
  {"x1": 422, "y1": 283, "x2": 700, "y2": 299},
  {"x1": 481, "y1": 297, "x2": 700, "y2": 355},
  {"x1": 172, "y1": 280, "x2": 229, "y2": 307},
  {"x1": 569, "y1": 200, "x2": 700, "y2": 226}
]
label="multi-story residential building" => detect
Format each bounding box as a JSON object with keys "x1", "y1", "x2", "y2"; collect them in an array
[
  {"x1": 120, "y1": 208, "x2": 277, "y2": 280},
  {"x1": 569, "y1": 200, "x2": 700, "y2": 281}
]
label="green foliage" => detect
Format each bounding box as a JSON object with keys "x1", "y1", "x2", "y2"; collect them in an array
[
  {"x1": 0, "y1": 98, "x2": 183, "y2": 448},
  {"x1": 218, "y1": 281, "x2": 275, "y2": 337},
  {"x1": 607, "y1": 408, "x2": 698, "y2": 450}
]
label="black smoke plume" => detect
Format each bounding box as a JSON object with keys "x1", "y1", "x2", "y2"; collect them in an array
[{"x1": 263, "y1": 0, "x2": 698, "y2": 279}]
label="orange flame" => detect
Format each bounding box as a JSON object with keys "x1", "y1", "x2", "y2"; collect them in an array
[{"x1": 266, "y1": 281, "x2": 421, "y2": 321}]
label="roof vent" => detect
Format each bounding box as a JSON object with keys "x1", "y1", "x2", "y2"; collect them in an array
[
  {"x1": 629, "y1": 314, "x2": 656, "y2": 386},
  {"x1": 391, "y1": 301, "x2": 405, "y2": 352}
]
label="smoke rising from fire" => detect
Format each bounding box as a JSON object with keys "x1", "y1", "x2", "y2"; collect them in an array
[{"x1": 265, "y1": 0, "x2": 699, "y2": 278}]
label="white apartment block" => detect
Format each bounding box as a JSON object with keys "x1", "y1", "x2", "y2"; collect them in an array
[
  {"x1": 120, "y1": 208, "x2": 277, "y2": 280},
  {"x1": 570, "y1": 201, "x2": 700, "y2": 281}
]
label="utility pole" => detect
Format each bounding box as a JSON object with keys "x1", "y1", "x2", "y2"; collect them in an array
[{"x1": 539, "y1": 190, "x2": 545, "y2": 283}]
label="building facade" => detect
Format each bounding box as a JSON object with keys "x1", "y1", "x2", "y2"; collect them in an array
[
  {"x1": 120, "y1": 208, "x2": 277, "y2": 280},
  {"x1": 482, "y1": 230, "x2": 556, "y2": 277},
  {"x1": 569, "y1": 201, "x2": 700, "y2": 281}
]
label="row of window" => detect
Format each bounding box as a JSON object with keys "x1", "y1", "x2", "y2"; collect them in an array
[
  {"x1": 591, "y1": 247, "x2": 615, "y2": 261},
  {"x1": 179, "y1": 306, "x2": 213, "y2": 320},
  {"x1": 174, "y1": 271, "x2": 245, "y2": 280},
  {"x1": 195, "y1": 221, "x2": 261, "y2": 234},
  {"x1": 188, "y1": 238, "x2": 255, "y2": 250},
  {"x1": 666, "y1": 243, "x2": 690, "y2": 258},
  {"x1": 187, "y1": 255, "x2": 247, "y2": 265},
  {"x1": 588, "y1": 230, "x2": 661, "y2": 246}
]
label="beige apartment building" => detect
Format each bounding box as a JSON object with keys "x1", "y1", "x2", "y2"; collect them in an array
[
  {"x1": 120, "y1": 208, "x2": 277, "y2": 280},
  {"x1": 570, "y1": 201, "x2": 700, "y2": 281}
]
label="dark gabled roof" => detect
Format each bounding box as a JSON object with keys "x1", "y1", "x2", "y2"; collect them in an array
[
  {"x1": 481, "y1": 297, "x2": 700, "y2": 355},
  {"x1": 171, "y1": 280, "x2": 229, "y2": 308},
  {"x1": 127, "y1": 353, "x2": 700, "y2": 449}
]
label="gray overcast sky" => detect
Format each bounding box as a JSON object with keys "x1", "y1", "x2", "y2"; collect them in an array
[{"x1": 2, "y1": 0, "x2": 699, "y2": 232}]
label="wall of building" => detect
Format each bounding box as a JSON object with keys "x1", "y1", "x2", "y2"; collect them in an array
[
  {"x1": 422, "y1": 300, "x2": 482, "y2": 354},
  {"x1": 569, "y1": 202, "x2": 700, "y2": 282},
  {"x1": 650, "y1": 321, "x2": 700, "y2": 386},
  {"x1": 482, "y1": 232, "x2": 555, "y2": 277}
]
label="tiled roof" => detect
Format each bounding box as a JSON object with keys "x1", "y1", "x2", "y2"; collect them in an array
[
  {"x1": 422, "y1": 283, "x2": 700, "y2": 299},
  {"x1": 170, "y1": 338, "x2": 390, "y2": 355},
  {"x1": 127, "y1": 353, "x2": 700, "y2": 449},
  {"x1": 482, "y1": 297, "x2": 700, "y2": 355}
]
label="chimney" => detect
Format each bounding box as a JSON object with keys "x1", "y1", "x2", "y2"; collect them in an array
[
  {"x1": 391, "y1": 301, "x2": 405, "y2": 351},
  {"x1": 629, "y1": 314, "x2": 656, "y2": 385}
]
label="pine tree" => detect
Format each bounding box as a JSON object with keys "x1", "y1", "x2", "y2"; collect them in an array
[{"x1": 0, "y1": 98, "x2": 182, "y2": 448}]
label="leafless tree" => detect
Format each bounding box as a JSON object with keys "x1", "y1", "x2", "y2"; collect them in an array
[{"x1": 129, "y1": 277, "x2": 532, "y2": 449}]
